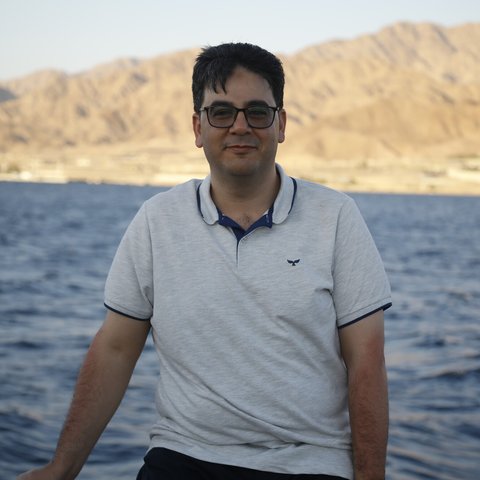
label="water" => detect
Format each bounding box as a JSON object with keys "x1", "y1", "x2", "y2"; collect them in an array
[{"x1": 1, "y1": 182, "x2": 479, "y2": 479}]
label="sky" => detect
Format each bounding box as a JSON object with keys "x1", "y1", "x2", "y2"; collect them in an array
[{"x1": 1, "y1": 0, "x2": 479, "y2": 81}]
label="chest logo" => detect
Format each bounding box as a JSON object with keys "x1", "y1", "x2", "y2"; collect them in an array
[{"x1": 287, "y1": 259, "x2": 300, "y2": 266}]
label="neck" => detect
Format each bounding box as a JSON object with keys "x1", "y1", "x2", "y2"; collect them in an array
[{"x1": 210, "y1": 167, "x2": 280, "y2": 229}]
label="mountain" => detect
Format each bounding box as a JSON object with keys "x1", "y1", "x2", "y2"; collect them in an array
[
  {"x1": 282, "y1": 22, "x2": 480, "y2": 159},
  {"x1": 1, "y1": 22, "x2": 479, "y2": 193}
]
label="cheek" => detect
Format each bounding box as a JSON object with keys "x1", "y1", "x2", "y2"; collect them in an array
[{"x1": 199, "y1": 128, "x2": 223, "y2": 152}]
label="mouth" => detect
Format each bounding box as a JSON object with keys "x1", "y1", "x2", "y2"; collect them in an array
[{"x1": 224, "y1": 144, "x2": 257, "y2": 153}]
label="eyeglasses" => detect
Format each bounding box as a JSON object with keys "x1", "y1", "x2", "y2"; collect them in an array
[{"x1": 200, "y1": 105, "x2": 280, "y2": 129}]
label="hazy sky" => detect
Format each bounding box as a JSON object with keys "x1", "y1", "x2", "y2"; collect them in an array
[{"x1": 1, "y1": 0, "x2": 478, "y2": 80}]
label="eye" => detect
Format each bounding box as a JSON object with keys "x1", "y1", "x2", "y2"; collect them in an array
[
  {"x1": 247, "y1": 106, "x2": 269, "y2": 118},
  {"x1": 210, "y1": 106, "x2": 235, "y2": 118}
]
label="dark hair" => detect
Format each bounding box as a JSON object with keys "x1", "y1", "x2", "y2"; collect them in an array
[{"x1": 192, "y1": 43, "x2": 285, "y2": 113}]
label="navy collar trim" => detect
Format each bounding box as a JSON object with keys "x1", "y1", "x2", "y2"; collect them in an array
[
  {"x1": 196, "y1": 183, "x2": 203, "y2": 219},
  {"x1": 289, "y1": 177, "x2": 297, "y2": 214},
  {"x1": 196, "y1": 164, "x2": 297, "y2": 226},
  {"x1": 217, "y1": 205, "x2": 274, "y2": 241}
]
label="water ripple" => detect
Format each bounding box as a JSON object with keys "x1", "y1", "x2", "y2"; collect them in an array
[{"x1": 1, "y1": 184, "x2": 479, "y2": 479}]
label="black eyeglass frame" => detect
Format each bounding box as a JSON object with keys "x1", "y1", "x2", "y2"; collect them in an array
[{"x1": 200, "y1": 105, "x2": 280, "y2": 129}]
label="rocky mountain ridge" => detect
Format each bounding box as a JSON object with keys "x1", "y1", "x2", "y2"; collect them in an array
[{"x1": 1, "y1": 22, "x2": 479, "y2": 194}]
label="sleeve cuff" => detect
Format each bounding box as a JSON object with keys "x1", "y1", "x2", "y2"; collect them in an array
[
  {"x1": 104, "y1": 303, "x2": 151, "y2": 321},
  {"x1": 337, "y1": 302, "x2": 392, "y2": 329}
]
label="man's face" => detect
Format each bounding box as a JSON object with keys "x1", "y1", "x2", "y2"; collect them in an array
[{"x1": 193, "y1": 66, "x2": 286, "y2": 181}]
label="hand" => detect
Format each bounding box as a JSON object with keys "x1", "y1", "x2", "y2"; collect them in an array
[{"x1": 17, "y1": 462, "x2": 66, "y2": 480}]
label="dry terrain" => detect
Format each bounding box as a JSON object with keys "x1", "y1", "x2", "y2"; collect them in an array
[{"x1": 1, "y1": 22, "x2": 479, "y2": 195}]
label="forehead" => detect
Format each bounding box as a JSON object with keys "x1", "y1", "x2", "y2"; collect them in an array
[{"x1": 203, "y1": 67, "x2": 275, "y2": 106}]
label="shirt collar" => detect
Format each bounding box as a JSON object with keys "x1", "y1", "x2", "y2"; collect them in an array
[{"x1": 196, "y1": 164, "x2": 297, "y2": 226}]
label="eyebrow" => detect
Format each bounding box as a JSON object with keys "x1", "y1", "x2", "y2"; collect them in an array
[{"x1": 208, "y1": 100, "x2": 271, "y2": 107}]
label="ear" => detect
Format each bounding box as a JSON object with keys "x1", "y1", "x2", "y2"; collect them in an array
[
  {"x1": 278, "y1": 109, "x2": 287, "y2": 144},
  {"x1": 192, "y1": 112, "x2": 203, "y2": 148}
]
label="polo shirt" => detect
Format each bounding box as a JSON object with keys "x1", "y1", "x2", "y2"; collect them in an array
[{"x1": 104, "y1": 164, "x2": 392, "y2": 479}]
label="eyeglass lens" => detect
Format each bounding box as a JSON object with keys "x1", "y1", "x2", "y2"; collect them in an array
[{"x1": 207, "y1": 106, "x2": 276, "y2": 128}]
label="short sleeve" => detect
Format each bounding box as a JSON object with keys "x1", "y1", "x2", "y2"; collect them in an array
[
  {"x1": 332, "y1": 197, "x2": 391, "y2": 328},
  {"x1": 104, "y1": 204, "x2": 154, "y2": 320}
]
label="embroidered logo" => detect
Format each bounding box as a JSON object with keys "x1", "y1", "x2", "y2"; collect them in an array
[{"x1": 287, "y1": 259, "x2": 300, "y2": 266}]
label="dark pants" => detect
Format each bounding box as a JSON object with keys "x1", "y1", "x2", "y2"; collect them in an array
[{"x1": 136, "y1": 448, "x2": 348, "y2": 480}]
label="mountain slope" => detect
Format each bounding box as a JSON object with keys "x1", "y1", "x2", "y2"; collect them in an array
[{"x1": 1, "y1": 22, "x2": 479, "y2": 163}]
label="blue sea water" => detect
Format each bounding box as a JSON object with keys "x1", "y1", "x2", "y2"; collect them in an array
[{"x1": 0, "y1": 181, "x2": 479, "y2": 480}]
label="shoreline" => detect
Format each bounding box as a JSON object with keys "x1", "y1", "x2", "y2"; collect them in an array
[
  {"x1": 1, "y1": 148, "x2": 479, "y2": 197},
  {"x1": 1, "y1": 171, "x2": 479, "y2": 197}
]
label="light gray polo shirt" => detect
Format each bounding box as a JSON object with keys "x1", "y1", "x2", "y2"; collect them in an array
[{"x1": 104, "y1": 164, "x2": 392, "y2": 479}]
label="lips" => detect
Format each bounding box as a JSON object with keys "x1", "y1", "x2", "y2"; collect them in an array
[
  {"x1": 224, "y1": 144, "x2": 257, "y2": 151},
  {"x1": 225, "y1": 145, "x2": 257, "y2": 157}
]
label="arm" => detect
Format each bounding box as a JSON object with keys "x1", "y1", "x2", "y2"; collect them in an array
[
  {"x1": 17, "y1": 311, "x2": 151, "y2": 480},
  {"x1": 339, "y1": 310, "x2": 389, "y2": 480}
]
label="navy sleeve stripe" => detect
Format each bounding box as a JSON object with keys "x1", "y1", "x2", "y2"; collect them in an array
[
  {"x1": 337, "y1": 303, "x2": 392, "y2": 329},
  {"x1": 104, "y1": 303, "x2": 151, "y2": 322}
]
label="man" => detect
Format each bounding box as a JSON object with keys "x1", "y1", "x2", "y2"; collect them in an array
[{"x1": 19, "y1": 43, "x2": 391, "y2": 480}]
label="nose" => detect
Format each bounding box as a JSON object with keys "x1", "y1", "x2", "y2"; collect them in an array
[{"x1": 230, "y1": 110, "x2": 250, "y2": 132}]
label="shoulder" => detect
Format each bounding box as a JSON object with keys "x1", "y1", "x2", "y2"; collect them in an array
[
  {"x1": 141, "y1": 178, "x2": 202, "y2": 218},
  {"x1": 120, "y1": 179, "x2": 202, "y2": 235},
  {"x1": 293, "y1": 177, "x2": 355, "y2": 216},
  {"x1": 144, "y1": 179, "x2": 201, "y2": 207},
  {"x1": 296, "y1": 178, "x2": 351, "y2": 204}
]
